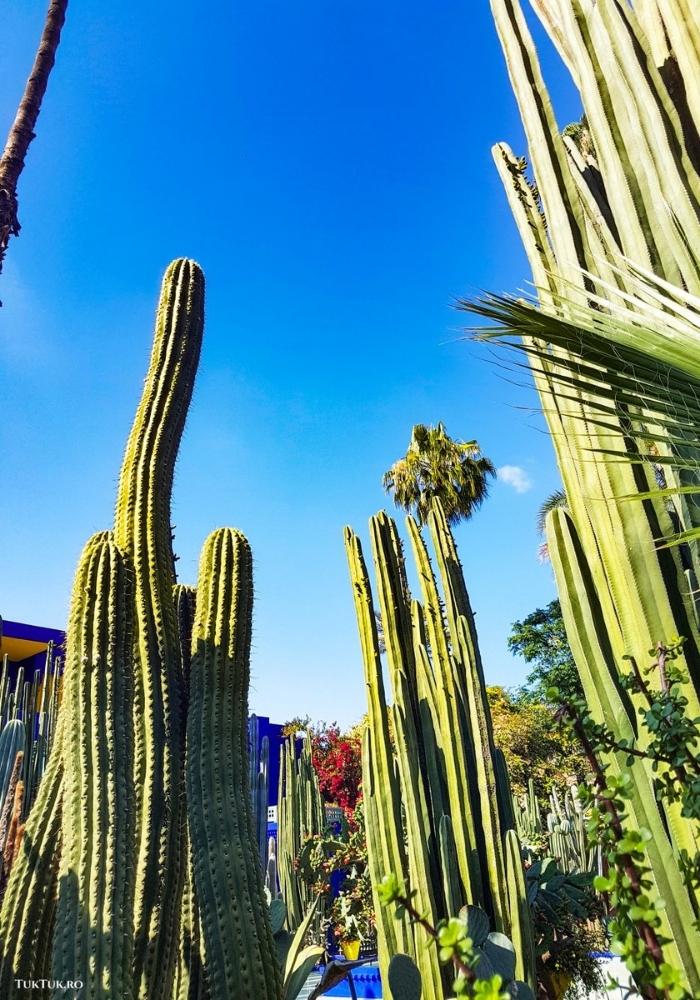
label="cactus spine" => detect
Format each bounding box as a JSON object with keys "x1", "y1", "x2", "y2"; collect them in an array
[
  {"x1": 52, "y1": 534, "x2": 136, "y2": 999},
  {"x1": 114, "y1": 259, "x2": 204, "y2": 998},
  {"x1": 345, "y1": 500, "x2": 530, "y2": 999},
  {"x1": 186, "y1": 528, "x2": 282, "y2": 1000}
]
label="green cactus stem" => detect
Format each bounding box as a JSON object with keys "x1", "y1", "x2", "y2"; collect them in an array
[
  {"x1": 51, "y1": 534, "x2": 136, "y2": 1000},
  {"x1": 186, "y1": 528, "x2": 282, "y2": 1000},
  {"x1": 113, "y1": 258, "x2": 205, "y2": 999}
]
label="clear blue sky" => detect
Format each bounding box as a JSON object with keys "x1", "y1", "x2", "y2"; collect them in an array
[{"x1": 0, "y1": 1, "x2": 581, "y2": 726}]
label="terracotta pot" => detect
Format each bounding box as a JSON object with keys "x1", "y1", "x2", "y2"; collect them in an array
[{"x1": 340, "y1": 938, "x2": 361, "y2": 961}]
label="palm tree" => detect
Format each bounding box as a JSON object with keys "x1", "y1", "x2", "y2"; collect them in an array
[
  {"x1": 0, "y1": 0, "x2": 68, "y2": 289},
  {"x1": 382, "y1": 422, "x2": 495, "y2": 526},
  {"x1": 536, "y1": 489, "x2": 567, "y2": 562}
]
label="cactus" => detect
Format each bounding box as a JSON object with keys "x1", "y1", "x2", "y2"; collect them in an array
[
  {"x1": 249, "y1": 717, "x2": 271, "y2": 867},
  {"x1": 504, "y1": 830, "x2": 536, "y2": 991},
  {"x1": 547, "y1": 506, "x2": 700, "y2": 985},
  {"x1": 51, "y1": 534, "x2": 136, "y2": 999},
  {"x1": 388, "y1": 954, "x2": 422, "y2": 1000},
  {"x1": 186, "y1": 528, "x2": 282, "y2": 1000},
  {"x1": 512, "y1": 779, "x2": 597, "y2": 876},
  {"x1": 277, "y1": 734, "x2": 324, "y2": 931},
  {"x1": 266, "y1": 835, "x2": 279, "y2": 899},
  {"x1": 114, "y1": 258, "x2": 204, "y2": 999},
  {"x1": 345, "y1": 500, "x2": 533, "y2": 998},
  {"x1": 0, "y1": 750, "x2": 24, "y2": 898},
  {"x1": 0, "y1": 261, "x2": 288, "y2": 1000},
  {"x1": 0, "y1": 713, "x2": 63, "y2": 996},
  {"x1": 482, "y1": 1, "x2": 700, "y2": 988},
  {"x1": 0, "y1": 721, "x2": 24, "y2": 817},
  {"x1": 0, "y1": 643, "x2": 62, "y2": 821}
]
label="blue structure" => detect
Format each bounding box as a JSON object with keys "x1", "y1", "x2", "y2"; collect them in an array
[
  {"x1": 0, "y1": 618, "x2": 65, "y2": 681},
  {"x1": 248, "y1": 713, "x2": 285, "y2": 809}
]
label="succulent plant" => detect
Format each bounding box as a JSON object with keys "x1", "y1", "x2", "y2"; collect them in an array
[{"x1": 345, "y1": 500, "x2": 536, "y2": 998}]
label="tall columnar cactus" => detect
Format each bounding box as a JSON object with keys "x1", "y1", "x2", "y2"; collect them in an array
[
  {"x1": 113, "y1": 258, "x2": 204, "y2": 998},
  {"x1": 0, "y1": 260, "x2": 285, "y2": 1000},
  {"x1": 248, "y1": 717, "x2": 271, "y2": 866},
  {"x1": 345, "y1": 499, "x2": 531, "y2": 999},
  {"x1": 52, "y1": 534, "x2": 136, "y2": 999},
  {"x1": 277, "y1": 734, "x2": 324, "y2": 931},
  {"x1": 0, "y1": 712, "x2": 63, "y2": 996},
  {"x1": 186, "y1": 528, "x2": 282, "y2": 1000},
  {"x1": 486, "y1": 0, "x2": 700, "y2": 988},
  {"x1": 0, "y1": 643, "x2": 62, "y2": 821},
  {"x1": 547, "y1": 507, "x2": 700, "y2": 986},
  {"x1": 0, "y1": 721, "x2": 24, "y2": 819},
  {"x1": 0, "y1": 534, "x2": 111, "y2": 997}
]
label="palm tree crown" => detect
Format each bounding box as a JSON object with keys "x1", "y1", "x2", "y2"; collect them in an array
[{"x1": 382, "y1": 422, "x2": 495, "y2": 526}]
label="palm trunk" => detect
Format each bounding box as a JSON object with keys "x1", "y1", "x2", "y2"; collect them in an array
[{"x1": 0, "y1": 0, "x2": 68, "y2": 282}]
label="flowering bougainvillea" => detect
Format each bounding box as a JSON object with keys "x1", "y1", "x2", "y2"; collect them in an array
[{"x1": 310, "y1": 722, "x2": 363, "y2": 816}]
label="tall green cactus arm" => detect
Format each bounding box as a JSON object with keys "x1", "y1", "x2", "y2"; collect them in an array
[
  {"x1": 547, "y1": 507, "x2": 700, "y2": 989},
  {"x1": 186, "y1": 528, "x2": 282, "y2": 1000},
  {"x1": 113, "y1": 259, "x2": 205, "y2": 998},
  {"x1": 504, "y1": 830, "x2": 537, "y2": 991},
  {"x1": 52, "y1": 534, "x2": 136, "y2": 1000},
  {"x1": 174, "y1": 585, "x2": 197, "y2": 683},
  {"x1": 173, "y1": 585, "x2": 201, "y2": 1000},
  {"x1": 0, "y1": 530, "x2": 108, "y2": 998},
  {"x1": 343, "y1": 527, "x2": 412, "y2": 966}
]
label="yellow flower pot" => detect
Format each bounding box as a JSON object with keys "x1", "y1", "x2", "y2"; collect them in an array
[{"x1": 340, "y1": 939, "x2": 361, "y2": 961}]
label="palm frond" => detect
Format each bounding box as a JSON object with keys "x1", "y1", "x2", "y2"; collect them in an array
[{"x1": 460, "y1": 268, "x2": 700, "y2": 547}]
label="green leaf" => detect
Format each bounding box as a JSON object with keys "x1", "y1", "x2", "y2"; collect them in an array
[{"x1": 284, "y1": 945, "x2": 324, "y2": 1000}]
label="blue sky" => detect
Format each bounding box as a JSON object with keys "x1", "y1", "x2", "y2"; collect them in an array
[{"x1": 1, "y1": 1, "x2": 581, "y2": 726}]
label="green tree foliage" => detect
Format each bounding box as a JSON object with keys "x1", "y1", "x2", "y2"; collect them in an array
[
  {"x1": 487, "y1": 687, "x2": 585, "y2": 798},
  {"x1": 382, "y1": 422, "x2": 495, "y2": 526},
  {"x1": 507, "y1": 600, "x2": 582, "y2": 703}
]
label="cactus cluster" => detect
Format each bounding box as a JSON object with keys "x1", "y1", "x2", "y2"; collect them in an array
[
  {"x1": 0, "y1": 642, "x2": 63, "y2": 901},
  {"x1": 487, "y1": 0, "x2": 700, "y2": 989},
  {"x1": 0, "y1": 643, "x2": 62, "y2": 821},
  {"x1": 0, "y1": 260, "x2": 285, "y2": 1000},
  {"x1": 345, "y1": 500, "x2": 536, "y2": 999},
  {"x1": 513, "y1": 779, "x2": 596, "y2": 876},
  {"x1": 277, "y1": 735, "x2": 324, "y2": 931}
]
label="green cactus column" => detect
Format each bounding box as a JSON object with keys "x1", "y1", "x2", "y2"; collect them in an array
[
  {"x1": 52, "y1": 533, "x2": 136, "y2": 1000},
  {"x1": 345, "y1": 501, "x2": 521, "y2": 997},
  {"x1": 113, "y1": 259, "x2": 204, "y2": 999},
  {"x1": 546, "y1": 506, "x2": 700, "y2": 990},
  {"x1": 0, "y1": 532, "x2": 110, "y2": 998},
  {"x1": 277, "y1": 733, "x2": 324, "y2": 931},
  {"x1": 186, "y1": 528, "x2": 282, "y2": 1000},
  {"x1": 0, "y1": 719, "x2": 62, "y2": 998}
]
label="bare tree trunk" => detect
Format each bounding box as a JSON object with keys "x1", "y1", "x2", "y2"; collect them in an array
[{"x1": 0, "y1": 0, "x2": 68, "y2": 286}]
